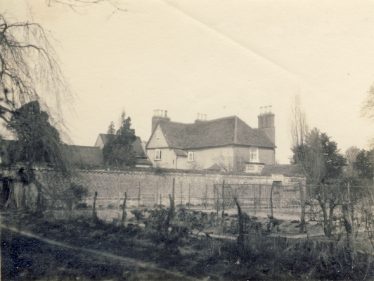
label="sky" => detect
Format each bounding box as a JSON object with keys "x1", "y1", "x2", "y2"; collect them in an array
[{"x1": 1, "y1": 0, "x2": 374, "y2": 163}]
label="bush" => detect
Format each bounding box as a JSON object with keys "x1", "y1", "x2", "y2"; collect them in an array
[
  {"x1": 75, "y1": 202, "x2": 88, "y2": 209},
  {"x1": 131, "y1": 209, "x2": 144, "y2": 222},
  {"x1": 107, "y1": 203, "x2": 116, "y2": 209},
  {"x1": 144, "y1": 207, "x2": 189, "y2": 254}
]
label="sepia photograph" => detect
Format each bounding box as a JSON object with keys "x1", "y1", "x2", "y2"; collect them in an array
[{"x1": 1, "y1": 0, "x2": 374, "y2": 280}]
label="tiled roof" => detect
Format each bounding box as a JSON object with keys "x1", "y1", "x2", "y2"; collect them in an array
[
  {"x1": 97, "y1": 134, "x2": 147, "y2": 158},
  {"x1": 261, "y1": 164, "x2": 304, "y2": 177},
  {"x1": 157, "y1": 116, "x2": 274, "y2": 149},
  {"x1": 63, "y1": 145, "x2": 104, "y2": 168}
]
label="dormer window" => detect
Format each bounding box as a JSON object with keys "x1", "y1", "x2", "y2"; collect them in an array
[
  {"x1": 249, "y1": 147, "x2": 259, "y2": 163},
  {"x1": 188, "y1": 151, "x2": 194, "y2": 162},
  {"x1": 155, "y1": 149, "x2": 162, "y2": 161}
]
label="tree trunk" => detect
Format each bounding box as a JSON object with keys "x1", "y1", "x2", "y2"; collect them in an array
[
  {"x1": 320, "y1": 201, "x2": 330, "y2": 237},
  {"x1": 234, "y1": 197, "x2": 244, "y2": 248},
  {"x1": 299, "y1": 182, "x2": 306, "y2": 233},
  {"x1": 327, "y1": 204, "x2": 335, "y2": 237},
  {"x1": 164, "y1": 194, "x2": 175, "y2": 236},
  {"x1": 342, "y1": 203, "x2": 353, "y2": 249}
]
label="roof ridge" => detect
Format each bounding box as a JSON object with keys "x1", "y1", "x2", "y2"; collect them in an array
[
  {"x1": 64, "y1": 144, "x2": 100, "y2": 149},
  {"x1": 234, "y1": 116, "x2": 238, "y2": 144},
  {"x1": 165, "y1": 115, "x2": 239, "y2": 126}
]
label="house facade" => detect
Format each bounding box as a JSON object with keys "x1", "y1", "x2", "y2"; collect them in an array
[{"x1": 146, "y1": 110, "x2": 276, "y2": 173}]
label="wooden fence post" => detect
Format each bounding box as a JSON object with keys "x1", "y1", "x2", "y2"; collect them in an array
[
  {"x1": 180, "y1": 182, "x2": 183, "y2": 206},
  {"x1": 221, "y1": 180, "x2": 225, "y2": 229},
  {"x1": 172, "y1": 178, "x2": 175, "y2": 201},
  {"x1": 137, "y1": 182, "x2": 141, "y2": 208},
  {"x1": 121, "y1": 192, "x2": 127, "y2": 226},
  {"x1": 93, "y1": 191, "x2": 98, "y2": 222},
  {"x1": 215, "y1": 185, "x2": 220, "y2": 217},
  {"x1": 155, "y1": 182, "x2": 159, "y2": 206},
  {"x1": 299, "y1": 181, "x2": 306, "y2": 233},
  {"x1": 204, "y1": 184, "x2": 208, "y2": 209},
  {"x1": 270, "y1": 183, "x2": 274, "y2": 219},
  {"x1": 188, "y1": 183, "x2": 191, "y2": 209}
]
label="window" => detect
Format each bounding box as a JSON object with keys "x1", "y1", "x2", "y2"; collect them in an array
[
  {"x1": 155, "y1": 149, "x2": 162, "y2": 161},
  {"x1": 188, "y1": 151, "x2": 194, "y2": 162},
  {"x1": 249, "y1": 147, "x2": 259, "y2": 163}
]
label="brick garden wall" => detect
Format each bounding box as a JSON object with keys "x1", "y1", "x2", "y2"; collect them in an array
[{"x1": 35, "y1": 168, "x2": 304, "y2": 217}]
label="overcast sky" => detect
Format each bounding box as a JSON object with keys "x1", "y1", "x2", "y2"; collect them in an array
[{"x1": 2, "y1": 0, "x2": 374, "y2": 163}]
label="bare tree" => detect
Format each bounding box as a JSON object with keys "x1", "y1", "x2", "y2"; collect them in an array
[
  {"x1": 46, "y1": 0, "x2": 127, "y2": 15},
  {"x1": 0, "y1": 16, "x2": 69, "y2": 128},
  {"x1": 362, "y1": 84, "x2": 374, "y2": 120},
  {"x1": 290, "y1": 94, "x2": 309, "y2": 232},
  {"x1": 290, "y1": 94, "x2": 309, "y2": 149}
]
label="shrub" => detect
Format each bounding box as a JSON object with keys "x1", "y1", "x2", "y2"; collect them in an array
[
  {"x1": 143, "y1": 207, "x2": 189, "y2": 254},
  {"x1": 107, "y1": 203, "x2": 116, "y2": 209},
  {"x1": 131, "y1": 209, "x2": 144, "y2": 222},
  {"x1": 75, "y1": 202, "x2": 88, "y2": 209}
]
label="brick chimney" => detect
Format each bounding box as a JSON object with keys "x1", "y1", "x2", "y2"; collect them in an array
[
  {"x1": 195, "y1": 113, "x2": 207, "y2": 123},
  {"x1": 152, "y1": 109, "x2": 170, "y2": 133},
  {"x1": 258, "y1": 106, "x2": 275, "y2": 145}
]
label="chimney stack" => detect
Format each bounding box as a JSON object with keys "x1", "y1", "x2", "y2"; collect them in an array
[
  {"x1": 195, "y1": 113, "x2": 207, "y2": 123},
  {"x1": 258, "y1": 106, "x2": 275, "y2": 145},
  {"x1": 152, "y1": 109, "x2": 170, "y2": 133}
]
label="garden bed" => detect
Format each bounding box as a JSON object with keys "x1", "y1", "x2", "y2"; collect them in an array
[{"x1": 1, "y1": 210, "x2": 372, "y2": 281}]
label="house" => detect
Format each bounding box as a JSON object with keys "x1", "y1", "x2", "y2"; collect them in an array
[
  {"x1": 94, "y1": 134, "x2": 152, "y2": 168},
  {"x1": 146, "y1": 109, "x2": 276, "y2": 173}
]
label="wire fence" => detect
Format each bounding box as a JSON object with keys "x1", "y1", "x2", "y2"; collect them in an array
[{"x1": 71, "y1": 181, "x2": 304, "y2": 221}]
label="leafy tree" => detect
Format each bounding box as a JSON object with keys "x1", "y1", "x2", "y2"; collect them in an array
[
  {"x1": 7, "y1": 101, "x2": 68, "y2": 172},
  {"x1": 5, "y1": 101, "x2": 70, "y2": 214},
  {"x1": 354, "y1": 149, "x2": 374, "y2": 182},
  {"x1": 107, "y1": 121, "x2": 115, "y2": 135},
  {"x1": 103, "y1": 112, "x2": 137, "y2": 168},
  {"x1": 292, "y1": 128, "x2": 346, "y2": 237},
  {"x1": 293, "y1": 129, "x2": 346, "y2": 183}
]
